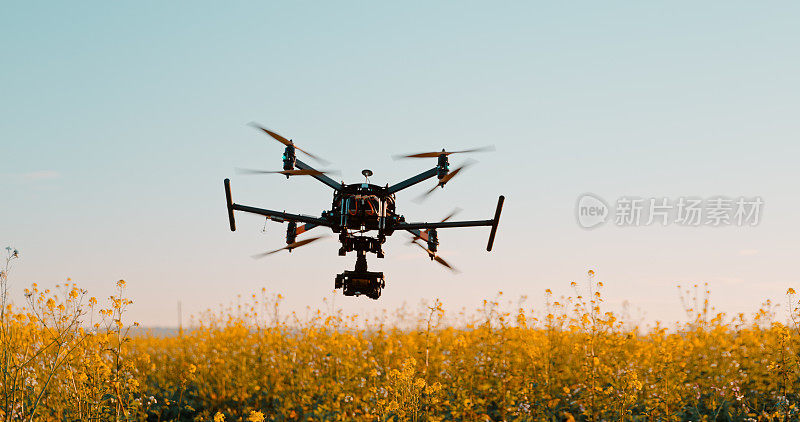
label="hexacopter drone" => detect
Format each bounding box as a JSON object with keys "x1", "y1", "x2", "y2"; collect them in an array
[{"x1": 223, "y1": 124, "x2": 504, "y2": 299}]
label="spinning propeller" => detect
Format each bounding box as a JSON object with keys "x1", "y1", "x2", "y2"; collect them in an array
[
  {"x1": 295, "y1": 223, "x2": 316, "y2": 236},
  {"x1": 393, "y1": 146, "x2": 495, "y2": 160},
  {"x1": 249, "y1": 122, "x2": 331, "y2": 165},
  {"x1": 251, "y1": 235, "x2": 327, "y2": 259},
  {"x1": 415, "y1": 161, "x2": 475, "y2": 202},
  {"x1": 411, "y1": 240, "x2": 458, "y2": 272},
  {"x1": 236, "y1": 168, "x2": 340, "y2": 177}
]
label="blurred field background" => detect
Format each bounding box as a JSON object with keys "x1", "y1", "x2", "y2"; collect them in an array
[
  {"x1": 3, "y1": 248, "x2": 800, "y2": 421},
  {"x1": 3, "y1": 3, "x2": 800, "y2": 421}
]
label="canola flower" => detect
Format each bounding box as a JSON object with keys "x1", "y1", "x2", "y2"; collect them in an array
[{"x1": 2, "y1": 252, "x2": 800, "y2": 421}]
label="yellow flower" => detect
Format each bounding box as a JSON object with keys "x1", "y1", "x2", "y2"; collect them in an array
[
  {"x1": 787, "y1": 288, "x2": 796, "y2": 295},
  {"x1": 247, "y1": 411, "x2": 264, "y2": 422},
  {"x1": 214, "y1": 412, "x2": 225, "y2": 422},
  {"x1": 425, "y1": 381, "x2": 442, "y2": 395},
  {"x1": 116, "y1": 279, "x2": 126, "y2": 288}
]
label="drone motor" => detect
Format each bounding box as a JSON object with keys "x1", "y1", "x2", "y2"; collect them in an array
[
  {"x1": 282, "y1": 145, "x2": 296, "y2": 172},
  {"x1": 286, "y1": 221, "x2": 297, "y2": 245},
  {"x1": 427, "y1": 228, "x2": 438, "y2": 254}
]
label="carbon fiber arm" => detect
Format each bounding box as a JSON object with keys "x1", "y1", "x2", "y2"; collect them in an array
[
  {"x1": 295, "y1": 159, "x2": 342, "y2": 191},
  {"x1": 387, "y1": 167, "x2": 439, "y2": 194},
  {"x1": 395, "y1": 196, "x2": 504, "y2": 251}
]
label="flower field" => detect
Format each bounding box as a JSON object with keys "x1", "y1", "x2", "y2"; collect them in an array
[{"x1": 2, "y1": 255, "x2": 800, "y2": 421}]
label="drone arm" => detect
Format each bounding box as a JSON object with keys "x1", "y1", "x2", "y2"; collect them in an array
[
  {"x1": 396, "y1": 195, "x2": 505, "y2": 251},
  {"x1": 231, "y1": 204, "x2": 331, "y2": 227},
  {"x1": 396, "y1": 220, "x2": 493, "y2": 230},
  {"x1": 225, "y1": 178, "x2": 330, "y2": 229},
  {"x1": 386, "y1": 167, "x2": 439, "y2": 195},
  {"x1": 295, "y1": 159, "x2": 341, "y2": 191}
]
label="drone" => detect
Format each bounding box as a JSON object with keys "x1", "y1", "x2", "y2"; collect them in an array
[{"x1": 223, "y1": 123, "x2": 504, "y2": 299}]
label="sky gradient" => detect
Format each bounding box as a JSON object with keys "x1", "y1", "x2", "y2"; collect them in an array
[{"x1": 2, "y1": 1, "x2": 799, "y2": 326}]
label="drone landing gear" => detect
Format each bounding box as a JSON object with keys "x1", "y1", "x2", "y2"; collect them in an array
[{"x1": 335, "y1": 251, "x2": 385, "y2": 300}]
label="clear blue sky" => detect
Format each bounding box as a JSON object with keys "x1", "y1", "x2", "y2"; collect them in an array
[{"x1": 2, "y1": 1, "x2": 798, "y2": 326}]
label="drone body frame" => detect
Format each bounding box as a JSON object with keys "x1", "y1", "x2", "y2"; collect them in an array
[{"x1": 224, "y1": 126, "x2": 504, "y2": 299}]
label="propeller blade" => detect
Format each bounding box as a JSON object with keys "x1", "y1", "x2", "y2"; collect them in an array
[
  {"x1": 248, "y1": 122, "x2": 331, "y2": 165},
  {"x1": 393, "y1": 146, "x2": 495, "y2": 160},
  {"x1": 251, "y1": 235, "x2": 327, "y2": 259},
  {"x1": 415, "y1": 184, "x2": 438, "y2": 202},
  {"x1": 236, "y1": 168, "x2": 339, "y2": 177},
  {"x1": 395, "y1": 151, "x2": 444, "y2": 159},
  {"x1": 438, "y1": 161, "x2": 473, "y2": 186},
  {"x1": 411, "y1": 241, "x2": 458, "y2": 272},
  {"x1": 433, "y1": 255, "x2": 456, "y2": 271},
  {"x1": 295, "y1": 223, "x2": 315, "y2": 236},
  {"x1": 412, "y1": 240, "x2": 436, "y2": 259},
  {"x1": 249, "y1": 122, "x2": 292, "y2": 146},
  {"x1": 294, "y1": 146, "x2": 330, "y2": 166},
  {"x1": 445, "y1": 146, "x2": 496, "y2": 155},
  {"x1": 407, "y1": 228, "x2": 430, "y2": 243},
  {"x1": 414, "y1": 161, "x2": 475, "y2": 202},
  {"x1": 406, "y1": 228, "x2": 426, "y2": 243},
  {"x1": 440, "y1": 207, "x2": 463, "y2": 223}
]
